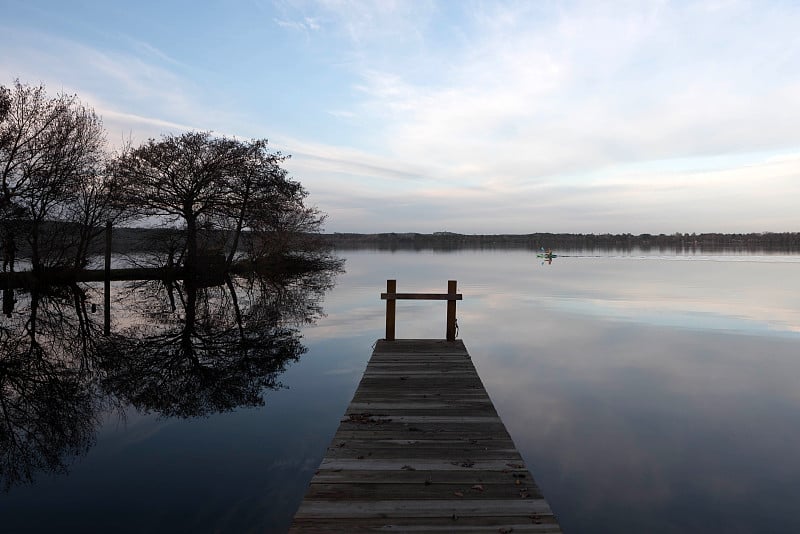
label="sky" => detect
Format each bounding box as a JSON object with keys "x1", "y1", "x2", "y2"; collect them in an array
[{"x1": 2, "y1": 0, "x2": 799, "y2": 234}]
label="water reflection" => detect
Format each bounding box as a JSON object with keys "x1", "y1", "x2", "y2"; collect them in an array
[
  {"x1": 4, "y1": 248, "x2": 799, "y2": 532},
  {"x1": 476, "y1": 318, "x2": 800, "y2": 533},
  {"x1": 0, "y1": 285, "x2": 104, "y2": 491},
  {"x1": 0, "y1": 266, "x2": 338, "y2": 491}
]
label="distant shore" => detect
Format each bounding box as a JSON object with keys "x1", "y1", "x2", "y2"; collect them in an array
[
  {"x1": 96, "y1": 228, "x2": 800, "y2": 254},
  {"x1": 320, "y1": 231, "x2": 800, "y2": 252}
]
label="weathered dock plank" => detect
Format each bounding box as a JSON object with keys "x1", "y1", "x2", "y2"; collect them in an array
[{"x1": 290, "y1": 339, "x2": 561, "y2": 532}]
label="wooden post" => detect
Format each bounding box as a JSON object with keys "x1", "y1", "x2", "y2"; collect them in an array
[
  {"x1": 381, "y1": 279, "x2": 461, "y2": 341},
  {"x1": 385, "y1": 279, "x2": 396, "y2": 341},
  {"x1": 2, "y1": 288, "x2": 13, "y2": 317},
  {"x1": 104, "y1": 221, "x2": 111, "y2": 336},
  {"x1": 446, "y1": 280, "x2": 457, "y2": 341}
]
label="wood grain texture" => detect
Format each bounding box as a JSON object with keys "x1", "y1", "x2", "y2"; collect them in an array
[{"x1": 289, "y1": 339, "x2": 561, "y2": 532}]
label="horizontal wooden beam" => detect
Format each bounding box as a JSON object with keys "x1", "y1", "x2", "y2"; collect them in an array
[{"x1": 381, "y1": 292, "x2": 462, "y2": 301}]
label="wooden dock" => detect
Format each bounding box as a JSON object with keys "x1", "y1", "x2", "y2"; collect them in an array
[{"x1": 290, "y1": 339, "x2": 561, "y2": 532}]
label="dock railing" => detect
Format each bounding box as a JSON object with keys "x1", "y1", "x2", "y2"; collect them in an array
[{"x1": 380, "y1": 279, "x2": 463, "y2": 341}]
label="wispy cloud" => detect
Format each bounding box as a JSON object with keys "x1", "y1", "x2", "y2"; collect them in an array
[
  {"x1": 274, "y1": 16, "x2": 321, "y2": 32},
  {"x1": 345, "y1": 1, "x2": 800, "y2": 182},
  {"x1": 3, "y1": 1, "x2": 799, "y2": 233},
  {"x1": 313, "y1": 0, "x2": 436, "y2": 45},
  {"x1": 1, "y1": 26, "x2": 194, "y2": 120},
  {"x1": 327, "y1": 109, "x2": 356, "y2": 118},
  {"x1": 0, "y1": 24, "x2": 255, "y2": 144}
]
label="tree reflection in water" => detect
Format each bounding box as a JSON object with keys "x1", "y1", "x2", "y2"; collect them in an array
[
  {"x1": 99, "y1": 269, "x2": 335, "y2": 417},
  {"x1": 0, "y1": 285, "x2": 104, "y2": 491},
  {"x1": 0, "y1": 264, "x2": 339, "y2": 491}
]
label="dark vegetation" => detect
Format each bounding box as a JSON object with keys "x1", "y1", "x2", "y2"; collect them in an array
[
  {"x1": 1, "y1": 80, "x2": 341, "y2": 491},
  {"x1": 0, "y1": 80, "x2": 334, "y2": 277}
]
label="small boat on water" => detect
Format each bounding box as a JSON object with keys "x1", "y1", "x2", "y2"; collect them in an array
[{"x1": 536, "y1": 253, "x2": 558, "y2": 259}]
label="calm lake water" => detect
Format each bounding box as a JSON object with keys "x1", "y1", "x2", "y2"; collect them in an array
[{"x1": 2, "y1": 248, "x2": 800, "y2": 533}]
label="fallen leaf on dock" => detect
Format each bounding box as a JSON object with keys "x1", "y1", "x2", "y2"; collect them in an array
[
  {"x1": 471, "y1": 484, "x2": 484, "y2": 492},
  {"x1": 454, "y1": 491, "x2": 464, "y2": 497}
]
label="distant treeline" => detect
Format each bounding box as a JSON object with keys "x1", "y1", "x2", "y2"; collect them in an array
[
  {"x1": 321, "y1": 232, "x2": 800, "y2": 252},
  {"x1": 76, "y1": 228, "x2": 800, "y2": 255}
]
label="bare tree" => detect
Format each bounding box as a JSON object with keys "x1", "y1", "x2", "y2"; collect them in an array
[
  {"x1": 234, "y1": 147, "x2": 327, "y2": 260},
  {"x1": 112, "y1": 131, "x2": 329, "y2": 274},
  {"x1": 66, "y1": 164, "x2": 132, "y2": 269},
  {"x1": 113, "y1": 132, "x2": 246, "y2": 272},
  {"x1": 0, "y1": 80, "x2": 107, "y2": 270}
]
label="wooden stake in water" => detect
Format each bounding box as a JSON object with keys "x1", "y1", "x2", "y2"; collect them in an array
[
  {"x1": 385, "y1": 279, "x2": 396, "y2": 341},
  {"x1": 104, "y1": 221, "x2": 111, "y2": 336},
  {"x1": 446, "y1": 279, "x2": 457, "y2": 341}
]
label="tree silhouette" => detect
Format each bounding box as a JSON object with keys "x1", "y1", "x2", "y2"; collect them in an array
[
  {"x1": 0, "y1": 80, "x2": 123, "y2": 271},
  {"x1": 111, "y1": 132, "x2": 328, "y2": 278}
]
